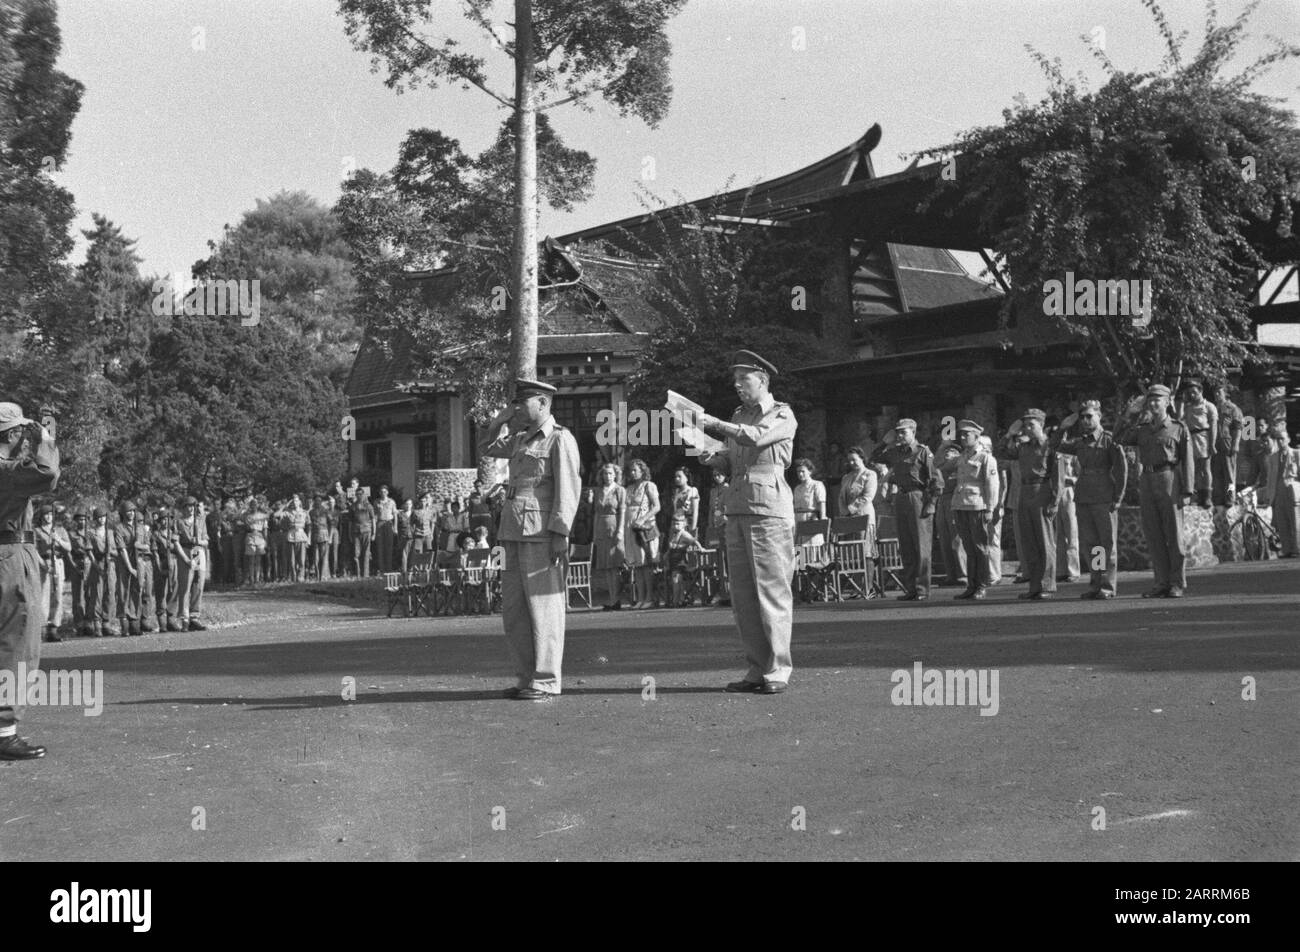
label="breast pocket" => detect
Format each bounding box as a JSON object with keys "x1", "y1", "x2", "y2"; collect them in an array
[{"x1": 745, "y1": 472, "x2": 777, "y2": 507}]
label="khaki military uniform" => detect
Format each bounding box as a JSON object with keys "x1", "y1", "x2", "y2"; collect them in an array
[
  {"x1": 482, "y1": 416, "x2": 581, "y2": 695},
  {"x1": 1117, "y1": 415, "x2": 1194, "y2": 593},
  {"x1": 706, "y1": 395, "x2": 797, "y2": 686},
  {"x1": 0, "y1": 437, "x2": 60, "y2": 733},
  {"x1": 997, "y1": 436, "x2": 1058, "y2": 595},
  {"x1": 177, "y1": 512, "x2": 208, "y2": 625},
  {"x1": 152, "y1": 517, "x2": 181, "y2": 628},
  {"x1": 1054, "y1": 430, "x2": 1127, "y2": 595}
]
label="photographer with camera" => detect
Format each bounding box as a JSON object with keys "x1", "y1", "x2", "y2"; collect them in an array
[{"x1": 0, "y1": 402, "x2": 61, "y2": 760}]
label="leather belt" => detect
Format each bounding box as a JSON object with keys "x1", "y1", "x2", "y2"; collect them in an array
[{"x1": 0, "y1": 531, "x2": 35, "y2": 544}]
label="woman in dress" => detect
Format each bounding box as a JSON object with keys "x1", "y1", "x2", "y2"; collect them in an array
[
  {"x1": 286, "y1": 494, "x2": 310, "y2": 582},
  {"x1": 624, "y1": 458, "x2": 661, "y2": 609},
  {"x1": 670, "y1": 467, "x2": 699, "y2": 533},
  {"x1": 592, "y1": 463, "x2": 627, "y2": 610},
  {"x1": 791, "y1": 457, "x2": 828, "y2": 545},
  {"x1": 838, "y1": 446, "x2": 879, "y2": 588},
  {"x1": 243, "y1": 499, "x2": 268, "y2": 586}
]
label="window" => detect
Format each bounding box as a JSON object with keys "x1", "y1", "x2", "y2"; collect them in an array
[
  {"x1": 418, "y1": 434, "x2": 438, "y2": 469},
  {"x1": 364, "y1": 441, "x2": 392, "y2": 472}
]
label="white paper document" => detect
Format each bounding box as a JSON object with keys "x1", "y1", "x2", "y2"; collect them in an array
[{"x1": 665, "y1": 390, "x2": 725, "y2": 455}]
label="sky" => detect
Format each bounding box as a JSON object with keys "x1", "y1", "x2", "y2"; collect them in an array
[{"x1": 52, "y1": 0, "x2": 1300, "y2": 287}]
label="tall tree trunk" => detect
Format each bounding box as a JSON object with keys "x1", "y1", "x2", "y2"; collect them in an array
[{"x1": 510, "y1": 0, "x2": 538, "y2": 387}]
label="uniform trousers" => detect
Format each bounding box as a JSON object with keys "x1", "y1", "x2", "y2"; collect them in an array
[
  {"x1": 500, "y1": 540, "x2": 567, "y2": 694},
  {"x1": 725, "y1": 516, "x2": 794, "y2": 685},
  {"x1": 87, "y1": 560, "x2": 117, "y2": 630},
  {"x1": 1212, "y1": 451, "x2": 1237, "y2": 508},
  {"x1": 70, "y1": 563, "x2": 87, "y2": 630},
  {"x1": 1139, "y1": 469, "x2": 1186, "y2": 592},
  {"x1": 41, "y1": 555, "x2": 65, "y2": 630},
  {"x1": 1016, "y1": 485, "x2": 1057, "y2": 594},
  {"x1": 376, "y1": 521, "x2": 395, "y2": 573},
  {"x1": 988, "y1": 514, "x2": 1004, "y2": 585},
  {"x1": 1055, "y1": 486, "x2": 1080, "y2": 579},
  {"x1": 0, "y1": 544, "x2": 43, "y2": 729},
  {"x1": 937, "y1": 494, "x2": 966, "y2": 585},
  {"x1": 894, "y1": 490, "x2": 933, "y2": 597},
  {"x1": 1271, "y1": 481, "x2": 1300, "y2": 557},
  {"x1": 177, "y1": 550, "x2": 206, "y2": 622},
  {"x1": 953, "y1": 510, "x2": 994, "y2": 593},
  {"x1": 115, "y1": 558, "x2": 140, "y2": 623},
  {"x1": 154, "y1": 558, "x2": 179, "y2": 623},
  {"x1": 1076, "y1": 503, "x2": 1119, "y2": 595},
  {"x1": 353, "y1": 529, "x2": 373, "y2": 577}
]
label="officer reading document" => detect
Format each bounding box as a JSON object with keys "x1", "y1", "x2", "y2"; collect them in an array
[
  {"x1": 695, "y1": 351, "x2": 797, "y2": 695},
  {"x1": 479, "y1": 380, "x2": 581, "y2": 701}
]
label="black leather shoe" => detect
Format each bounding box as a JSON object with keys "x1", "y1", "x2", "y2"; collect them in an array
[
  {"x1": 725, "y1": 680, "x2": 763, "y2": 693},
  {"x1": 1166, "y1": 588, "x2": 1185, "y2": 598},
  {"x1": 502, "y1": 687, "x2": 522, "y2": 699},
  {"x1": 0, "y1": 735, "x2": 46, "y2": 760},
  {"x1": 759, "y1": 682, "x2": 787, "y2": 695},
  {"x1": 1017, "y1": 592, "x2": 1037, "y2": 600},
  {"x1": 953, "y1": 590, "x2": 975, "y2": 600},
  {"x1": 188, "y1": 620, "x2": 207, "y2": 632},
  {"x1": 1142, "y1": 588, "x2": 1169, "y2": 599},
  {"x1": 970, "y1": 588, "x2": 987, "y2": 600},
  {"x1": 897, "y1": 592, "x2": 920, "y2": 601},
  {"x1": 166, "y1": 620, "x2": 183, "y2": 632}
]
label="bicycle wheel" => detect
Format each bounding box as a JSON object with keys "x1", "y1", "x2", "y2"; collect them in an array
[{"x1": 1243, "y1": 517, "x2": 1270, "y2": 561}]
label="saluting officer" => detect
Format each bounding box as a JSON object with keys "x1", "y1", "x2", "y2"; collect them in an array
[
  {"x1": 998, "y1": 409, "x2": 1059, "y2": 600},
  {"x1": 479, "y1": 379, "x2": 581, "y2": 702},
  {"x1": 697, "y1": 351, "x2": 797, "y2": 695},
  {"x1": 0, "y1": 401, "x2": 60, "y2": 760},
  {"x1": 1053, "y1": 400, "x2": 1128, "y2": 598},
  {"x1": 871, "y1": 419, "x2": 943, "y2": 600},
  {"x1": 1115, "y1": 384, "x2": 1194, "y2": 598}
]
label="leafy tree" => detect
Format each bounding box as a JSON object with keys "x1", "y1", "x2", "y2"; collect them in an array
[
  {"x1": 920, "y1": 0, "x2": 1300, "y2": 397},
  {"x1": 195, "y1": 191, "x2": 360, "y2": 382},
  {"x1": 337, "y1": 0, "x2": 686, "y2": 383},
  {"x1": 617, "y1": 188, "x2": 835, "y2": 469}
]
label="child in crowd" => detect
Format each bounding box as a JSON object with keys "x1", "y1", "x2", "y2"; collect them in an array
[{"x1": 666, "y1": 512, "x2": 705, "y2": 607}]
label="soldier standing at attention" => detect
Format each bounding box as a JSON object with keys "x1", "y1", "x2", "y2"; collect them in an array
[
  {"x1": 479, "y1": 380, "x2": 581, "y2": 702},
  {"x1": 374, "y1": 485, "x2": 397, "y2": 575},
  {"x1": 68, "y1": 510, "x2": 91, "y2": 636},
  {"x1": 86, "y1": 508, "x2": 119, "y2": 636},
  {"x1": 998, "y1": 409, "x2": 1059, "y2": 600},
  {"x1": 152, "y1": 499, "x2": 183, "y2": 632},
  {"x1": 871, "y1": 419, "x2": 943, "y2": 601},
  {"x1": 696, "y1": 351, "x2": 797, "y2": 695},
  {"x1": 177, "y1": 496, "x2": 209, "y2": 630},
  {"x1": 114, "y1": 500, "x2": 142, "y2": 636},
  {"x1": 1115, "y1": 384, "x2": 1194, "y2": 598},
  {"x1": 1053, "y1": 400, "x2": 1127, "y2": 599},
  {"x1": 0, "y1": 402, "x2": 60, "y2": 759},
  {"x1": 35, "y1": 505, "x2": 69, "y2": 642},
  {"x1": 1209, "y1": 384, "x2": 1244, "y2": 508}
]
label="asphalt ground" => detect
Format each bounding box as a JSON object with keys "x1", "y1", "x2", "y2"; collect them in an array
[{"x1": 2, "y1": 560, "x2": 1296, "y2": 862}]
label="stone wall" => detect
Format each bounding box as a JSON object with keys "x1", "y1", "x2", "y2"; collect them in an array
[
  {"x1": 1116, "y1": 505, "x2": 1223, "y2": 571},
  {"x1": 416, "y1": 469, "x2": 479, "y2": 501}
]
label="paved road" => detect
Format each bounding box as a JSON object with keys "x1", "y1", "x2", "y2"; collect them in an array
[{"x1": 2, "y1": 561, "x2": 1297, "y2": 861}]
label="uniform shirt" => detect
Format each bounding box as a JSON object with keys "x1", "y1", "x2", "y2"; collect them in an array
[
  {"x1": 153, "y1": 523, "x2": 180, "y2": 564},
  {"x1": 0, "y1": 438, "x2": 59, "y2": 535},
  {"x1": 310, "y1": 504, "x2": 331, "y2": 542},
  {"x1": 870, "y1": 440, "x2": 942, "y2": 498},
  {"x1": 352, "y1": 499, "x2": 375, "y2": 533},
  {"x1": 997, "y1": 436, "x2": 1058, "y2": 506},
  {"x1": 950, "y1": 447, "x2": 1000, "y2": 512},
  {"x1": 375, "y1": 497, "x2": 397, "y2": 523},
  {"x1": 704, "y1": 393, "x2": 797, "y2": 520},
  {"x1": 114, "y1": 519, "x2": 138, "y2": 564},
  {"x1": 1175, "y1": 397, "x2": 1218, "y2": 460},
  {"x1": 89, "y1": 525, "x2": 113, "y2": 564},
  {"x1": 178, "y1": 513, "x2": 209, "y2": 553},
  {"x1": 35, "y1": 524, "x2": 71, "y2": 561},
  {"x1": 481, "y1": 415, "x2": 581, "y2": 543},
  {"x1": 1054, "y1": 429, "x2": 1128, "y2": 506},
  {"x1": 1116, "y1": 414, "x2": 1195, "y2": 495},
  {"x1": 1215, "y1": 398, "x2": 1244, "y2": 456},
  {"x1": 938, "y1": 453, "x2": 961, "y2": 497}
]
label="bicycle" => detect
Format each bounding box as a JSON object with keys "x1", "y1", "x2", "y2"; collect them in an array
[{"x1": 1230, "y1": 488, "x2": 1281, "y2": 561}]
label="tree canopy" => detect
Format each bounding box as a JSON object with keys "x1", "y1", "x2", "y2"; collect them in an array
[{"x1": 921, "y1": 0, "x2": 1300, "y2": 396}]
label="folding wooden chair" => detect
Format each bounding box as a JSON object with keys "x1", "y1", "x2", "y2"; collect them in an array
[
  {"x1": 383, "y1": 572, "x2": 405, "y2": 618},
  {"x1": 403, "y1": 550, "x2": 436, "y2": 616},
  {"x1": 875, "y1": 537, "x2": 906, "y2": 595},
  {"x1": 485, "y1": 546, "x2": 505, "y2": 613},
  {"x1": 460, "y1": 548, "x2": 491, "y2": 614},
  {"x1": 794, "y1": 519, "x2": 835, "y2": 602},
  {"x1": 691, "y1": 548, "x2": 721, "y2": 604},
  {"x1": 829, "y1": 515, "x2": 875, "y2": 600},
  {"x1": 566, "y1": 544, "x2": 593, "y2": 609}
]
